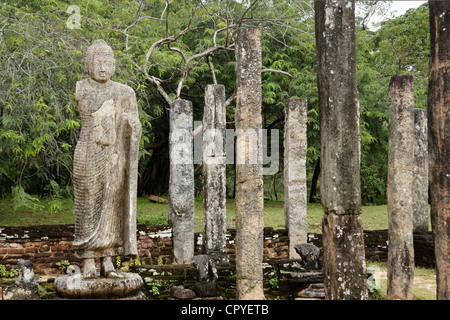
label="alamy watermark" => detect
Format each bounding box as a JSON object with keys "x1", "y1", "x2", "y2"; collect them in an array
[
  {"x1": 171, "y1": 121, "x2": 279, "y2": 175},
  {"x1": 66, "y1": 5, "x2": 81, "y2": 30}
]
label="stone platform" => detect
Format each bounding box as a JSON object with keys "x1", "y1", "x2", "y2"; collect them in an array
[{"x1": 54, "y1": 272, "x2": 145, "y2": 299}]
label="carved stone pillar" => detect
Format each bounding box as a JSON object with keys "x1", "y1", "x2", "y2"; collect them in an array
[
  {"x1": 428, "y1": 0, "x2": 450, "y2": 300},
  {"x1": 315, "y1": 0, "x2": 368, "y2": 300},
  {"x1": 284, "y1": 98, "x2": 308, "y2": 258},
  {"x1": 387, "y1": 75, "x2": 415, "y2": 300},
  {"x1": 203, "y1": 84, "x2": 228, "y2": 262},
  {"x1": 169, "y1": 99, "x2": 195, "y2": 264},
  {"x1": 235, "y1": 27, "x2": 264, "y2": 300}
]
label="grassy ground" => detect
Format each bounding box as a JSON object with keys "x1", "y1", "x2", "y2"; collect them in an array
[
  {"x1": 0, "y1": 197, "x2": 437, "y2": 300},
  {"x1": 0, "y1": 197, "x2": 395, "y2": 234},
  {"x1": 366, "y1": 261, "x2": 436, "y2": 300}
]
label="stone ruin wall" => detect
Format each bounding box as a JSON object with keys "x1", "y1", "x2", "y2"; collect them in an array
[{"x1": 0, "y1": 224, "x2": 435, "y2": 276}]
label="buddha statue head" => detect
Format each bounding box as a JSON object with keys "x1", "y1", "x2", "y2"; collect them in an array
[{"x1": 84, "y1": 39, "x2": 115, "y2": 83}]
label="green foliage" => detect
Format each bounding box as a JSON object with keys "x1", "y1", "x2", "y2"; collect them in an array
[
  {"x1": 361, "y1": 159, "x2": 387, "y2": 205},
  {"x1": 0, "y1": 264, "x2": 19, "y2": 278},
  {"x1": 268, "y1": 276, "x2": 279, "y2": 289},
  {"x1": 55, "y1": 259, "x2": 70, "y2": 273},
  {"x1": 44, "y1": 180, "x2": 74, "y2": 214},
  {"x1": 11, "y1": 186, "x2": 44, "y2": 212},
  {"x1": 374, "y1": 3, "x2": 430, "y2": 109},
  {"x1": 146, "y1": 281, "x2": 162, "y2": 296},
  {"x1": 0, "y1": 1, "x2": 431, "y2": 205},
  {"x1": 118, "y1": 255, "x2": 142, "y2": 272},
  {"x1": 368, "y1": 288, "x2": 388, "y2": 300},
  {"x1": 38, "y1": 283, "x2": 56, "y2": 299},
  {"x1": 129, "y1": 255, "x2": 142, "y2": 267},
  {"x1": 356, "y1": 3, "x2": 429, "y2": 203},
  {"x1": 137, "y1": 214, "x2": 168, "y2": 226},
  {"x1": 0, "y1": 1, "x2": 84, "y2": 199}
]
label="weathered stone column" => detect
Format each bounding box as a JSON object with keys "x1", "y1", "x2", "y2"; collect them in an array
[
  {"x1": 428, "y1": 0, "x2": 450, "y2": 300},
  {"x1": 413, "y1": 109, "x2": 429, "y2": 233},
  {"x1": 315, "y1": 0, "x2": 368, "y2": 300},
  {"x1": 284, "y1": 98, "x2": 308, "y2": 258},
  {"x1": 235, "y1": 27, "x2": 265, "y2": 300},
  {"x1": 169, "y1": 99, "x2": 195, "y2": 264},
  {"x1": 387, "y1": 75, "x2": 415, "y2": 300},
  {"x1": 203, "y1": 84, "x2": 228, "y2": 262}
]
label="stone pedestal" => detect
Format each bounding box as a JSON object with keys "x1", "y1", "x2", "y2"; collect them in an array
[
  {"x1": 3, "y1": 282, "x2": 40, "y2": 300},
  {"x1": 54, "y1": 272, "x2": 145, "y2": 299},
  {"x1": 3, "y1": 259, "x2": 40, "y2": 300},
  {"x1": 192, "y1": 255, "x2": 219, "y2": 297}
]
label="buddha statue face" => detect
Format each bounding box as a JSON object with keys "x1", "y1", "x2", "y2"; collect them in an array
[
  {"x1": 85, "y1": 40, "x2": 115, "y2": 83},
  {"x1": 90, "y1": 54, "x2": 115, "y2": 82}
]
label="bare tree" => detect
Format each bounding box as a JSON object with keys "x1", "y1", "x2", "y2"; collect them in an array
[{"x1": 107, "y1": 0, "x2": 312, "y2": 107}]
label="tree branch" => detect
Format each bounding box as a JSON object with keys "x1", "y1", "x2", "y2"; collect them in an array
[
  {"x1": 144, "y1": 27, "x2": 194, "y2": 66},
  {"x1": 261, "y1": 68, "x2": 294, "y2": 78},
  {"x1": 206, "y1": 56, "x2": 217, "y2": 85},
  {"x1": 133, "y1": 60, "x2": 173, "y2": 106},
  {"x1": 237, "y1": 0, "x2": 259, "y2": 29},
  {"x1": 175, "y1": 45, "x2": 230, "y2": 98},
  {"x1": 225, "y1": 89, "x2": 237, "y2": 108}
]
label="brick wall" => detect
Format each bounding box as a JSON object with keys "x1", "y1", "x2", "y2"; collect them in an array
[{"x1": 0, "y1": 224, "x2": 435, "y2": 275}]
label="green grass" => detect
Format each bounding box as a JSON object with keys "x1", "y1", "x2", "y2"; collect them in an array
[
  {"x1": 0, "y1": 198, "x2": 75, "y2": 226},
  {"x1": 366, "y1": 261, "x2": 437, "y2": 300},
  {"x1": 0, "y1": 197, "x2": 403, "y2": 234},
  {"x1": 0, "y1": 197, "x2": 436, "y2": 300},
  {"x1": 360, "y1": 205, "x2": 389, "y2": 231}
]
